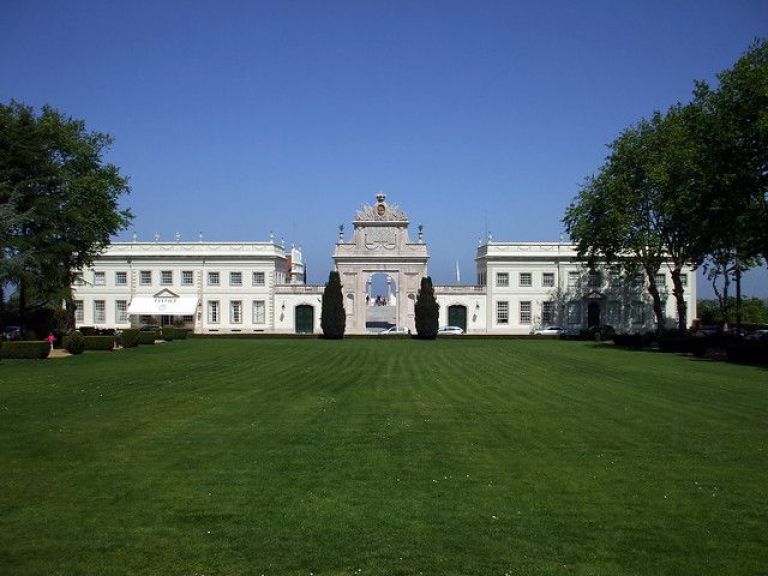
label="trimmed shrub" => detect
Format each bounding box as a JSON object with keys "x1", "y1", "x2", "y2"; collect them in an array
[
  {"x1": 138, "y1": 330, "x2": 159, "y2": 345},
  {"x1": 321, "y1": 270, "x2": 346, "y2": 339},
  {"x1": 63, "y1": 331, "x2": 86, "y2": 355},
  {"x1": 161, "y1": 327, "x2": 187, "y2": 341},
  {"x1": 121, "y1": 329, "x2": 140, "y2": 348},
  {"x1": 1, "y1": 341, "x2": 50, "y2": 359},
  {"x1": 726, "y1": 341, "x2": 768, "y2": 364},
  {"x1": 612, "y1": 333, "x2": 655, "y2": 349},
  {"x1": 84, "y1": 336, "x2": 114, "y2": 351},
  {"x1": 414, "y1": 276, "x2": 439, "y2": 340}
]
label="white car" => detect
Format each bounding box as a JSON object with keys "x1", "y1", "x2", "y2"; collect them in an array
[
  {"x1": 379, "y1": 326, "x2": 409, "y2": 335},
  {"x1": 533, "y1": 326, "x2": 564, "y2": 336},
  {"x1": 438, "y1": 325, "x2": 464, "y2": 336}
]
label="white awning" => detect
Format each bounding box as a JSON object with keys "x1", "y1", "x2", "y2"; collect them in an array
[{"x1": 128, "y1": 296, "x2": 199, "y2": 315}]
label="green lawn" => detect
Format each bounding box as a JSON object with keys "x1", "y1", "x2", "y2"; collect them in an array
[{"x1": 0, "y1": 339, "x2": 766, "y2": 575}]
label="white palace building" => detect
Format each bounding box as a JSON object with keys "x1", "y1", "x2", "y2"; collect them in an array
[{"x1": 72, "y1": 194, "x2": 696, "y2": 335}]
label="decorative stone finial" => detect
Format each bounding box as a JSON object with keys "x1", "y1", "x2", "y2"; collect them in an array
[
  {"x1": 376, "y1": 192, "x2": 386, "y2": 204},
  {"x1": 198, "y1": 231, "x2": 203, "y2": 242},
  {"x1": 132, "y1": 231, "x2": 137, "y2": 243},
  {"x1": 175, "y1": 231, "x2": 181, "y2": 243},
  {"x1": 154, "y1": 232, "x2": 160, "y2": 242},
  {"x1": 418, "y1": 224, "x2": 424, "y2": 242}
]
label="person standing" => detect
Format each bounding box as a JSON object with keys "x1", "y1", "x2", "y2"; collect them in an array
[{"x1": 46, "y1": 332, "x2": 56, "y2": 351}]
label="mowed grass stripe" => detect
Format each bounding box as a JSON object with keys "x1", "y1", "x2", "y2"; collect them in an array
[{"x1": 0, "y1": 339, "x2": 766, "y2": 575}]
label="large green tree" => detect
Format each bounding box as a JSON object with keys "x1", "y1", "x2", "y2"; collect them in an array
[
  {"x1": 564, "y1": 123, "x2": 668, "y2": 332},
  {"x1": 0, "y1": 101, "x2": 132, "y2": 330},
  {"x1": 320, "y1": 270, "x2": 345, "y2": 339},
  {"x1": 414, "y1": 276, "x2": 439, "y2": 339},
  {"x1": 692, "y1": 39, "x2": 768, "y2": 330}
]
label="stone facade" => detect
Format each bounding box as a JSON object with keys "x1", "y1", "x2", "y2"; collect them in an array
[{"x1": 72, "y1": 195, "x2": 697, "y2": 334}]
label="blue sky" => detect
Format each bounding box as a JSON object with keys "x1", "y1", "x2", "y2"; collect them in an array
[{"x1": 3, "y1": 0, "x2": 766, "y2": 296}]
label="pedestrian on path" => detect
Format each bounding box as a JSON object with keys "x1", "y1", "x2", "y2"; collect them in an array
[{"x1": 46, "y1": 332, "x2": 56, "y2": 350}]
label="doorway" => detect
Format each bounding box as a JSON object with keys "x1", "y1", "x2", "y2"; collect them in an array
[
  {"x1": 295, "y1": 305, "x2": 314, "y2": 334},
  {"x1": 447, "y1": 305, "x2": 468, "y2": 331}
]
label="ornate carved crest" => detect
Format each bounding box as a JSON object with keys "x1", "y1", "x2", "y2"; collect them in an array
[{"x1": 355, "y1": 193, "x2": 409, "y2": 222}]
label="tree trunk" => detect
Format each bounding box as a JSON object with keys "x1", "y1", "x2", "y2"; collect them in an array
[
  {"x1": 64, "y1": 290, "x2": 76, "y2": 331},
  {"x1": 735, "y1": 265, "x2": 742, "y2": 333},
  {"x1": 643, "y1": 265, "x2": 665, "y2": 332},
  {"x1": 19, "y1": 277, "x2": 27, "y2": 331},
  {"x1": 670, "y1": 266, "x2": 687, "y2": 334}
]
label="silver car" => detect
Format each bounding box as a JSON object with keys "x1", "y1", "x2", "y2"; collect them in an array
[
  {"x1": 533, "y1": 325, "x2": 564, "y2": 336},
  {"x1": 379, "y1": 326, "x2": 409, "y2": 335},
  {"x1": 438, "y1": 325, "x2": 464, "y2": 336}
]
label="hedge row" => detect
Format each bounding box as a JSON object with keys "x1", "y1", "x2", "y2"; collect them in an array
[
  {"x1": 1, "y1": 341, "x2": 50, "y2": 359},
  {"x1": 138, "y1": 331, "x2": 159, "y2": 345},
  {"x1": 160, "y1": 327, "x2": 188, "y2": 341},
  {"x1": 121, "y1": 329, "x2": 140, "y2": 348},
  {"x1": 84, "y1": 336, "x2": 115, "y2": 351}
]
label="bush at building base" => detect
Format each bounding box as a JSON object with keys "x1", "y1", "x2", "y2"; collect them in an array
[
  {"x1": 1, "y1": 341, "x2": 51, "y2": 359},
  {"x1": 63, "y1": 332, "x2": 85, "y2": 355},
  {"x1": 83, "y1": 336, "x2": 114, "y2": 351},
  {"x1": 121, "y1": 329, "x2": 140, "y2": 348},
  {"x1": 138, "y1": 331, "x2": 159, "y2": 345}
]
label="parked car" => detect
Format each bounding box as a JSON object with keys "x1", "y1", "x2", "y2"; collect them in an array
[
  {"x1": 533, "y1": 325, "x2": 564, "y2": 336},
  {"x1": 379, "y1": 326, "x2": 409, "y2": 335},
  {"x1": 437, "y1": 325, "x2": 464, "y2": 336},
  {"x1": 3, "y1": 325, "x2": 23, "y2": 341},
  {"x1": 745, "y1": 329, "x2": 768, "y2": 342}
]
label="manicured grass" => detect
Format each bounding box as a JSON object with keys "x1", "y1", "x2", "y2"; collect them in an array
[{"x1": 0, "y1": 339, "x2": 766, "y2": 575}]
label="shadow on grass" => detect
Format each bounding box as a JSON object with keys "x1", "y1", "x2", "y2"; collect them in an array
[{"x1": 588, "y1": 341, "x2": 768, "y2": 371}]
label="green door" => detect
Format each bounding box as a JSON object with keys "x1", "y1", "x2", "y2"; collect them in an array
[
  {"x1": 295, "y1": 305, "x2": 314, "y2": 334},
  {"x1": 447, "y1": 305, "x2": 467, "y2": 331}
]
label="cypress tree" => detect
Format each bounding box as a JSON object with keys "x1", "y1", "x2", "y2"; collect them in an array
[
  {"x1": 414, "y1": 276, "x2": 439, "y2": 339},
  {"x1": 321, "y1": 270, "x2": 345, "y2": 339}
]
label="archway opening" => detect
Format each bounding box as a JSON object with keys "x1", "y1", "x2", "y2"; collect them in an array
[
  {"x1": 365, "y1": 273, "x2": 398, "y2": 332},
  {"x1": 587, "y1": 301, "x2": 601, "y2": 328}
]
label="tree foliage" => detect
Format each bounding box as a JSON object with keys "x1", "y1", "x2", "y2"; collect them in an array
[
  {"x1": 320, "y1": 270, "x2": 345, "y2": 339},
  {"x1": 564, "y1": 38, "x2": 768, "y2": 334},
  {"x1": 0, "y1": 101, "x2": 132, "y2": 329},
  {"x1": 414, "y1": 276, "x2": 439, "y2": 339}
]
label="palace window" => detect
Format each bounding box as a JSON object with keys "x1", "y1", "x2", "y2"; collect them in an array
[
  {"x1": 115, "y1": 271, "x2": 127, "y2": 285},
  {"x1": 208, "y1": 272, "x2": 220, "y2": 286},
  {"x1": 230, "y1": 301, "x2": 243, "y2": 324},
  {"x1": 567, "y1": 302, "x2": 581, "y2": 324},
  {"x1": 631, "y1": 301, "x2": 645, "y2": 324},
  {"x1": 542, "y1": 272, "x2": 555, "y2": 287},
  {"x1": 182, "y1": 271, "x2": 194, "y2": 286},
  {"x1": 609, "y1": 270, "x2": 621, "y2": 284},
  {"x1": 542, "y1": 301, "x2": 554, "y2": 324},
  {"x1": 520, "y1": 301, "x2": 532, "y2": 324},
  {"x1": 519, "y1": 273, "x2": 532, "y2": 287},
  {"x1": 94, "y1": 271, "x2": 105, "y2": 286},
  {"x1": 207, "y1": 301, "x2": 220, "y2": 323},
  {"x1": 161, "y1": 271, "x2": 173, "y2": 285},
  {"x1": 116, "y1": 300, "x2": 128, "y2": 323},
  {"x1": 496, "y1": 273, "x2": 509, "y2": 287},
  {"x1": 496, "y1": 301, "x2": 509, "y2": 324},
  {"x1": 655, "y1": 273, "x2": 666, "y2": 288},
  {"x1": 73, "y1": 275, "x2": 85, "y2": 286},
  {"x1": 140, "y1": 270, "x2": 152, "y2": 285},
  {"x1": 230, "y1": 272, "x2": 242, "y2": 286},
  {"x1": 680, "y1": 274, "x2": 688, "y2": 287},
  {"x1": 253, "y1": 300, "x2": 266, "y2": 324},
  {"x1": 606, "y1": 301, "x2": 619, "y2": 324},
  {"x1": 94, "y1": 300, "x2": 106, "y2": 323},
  {"x1": 140, "y1": 315, "x2": 152, "y2": 324},
  {"x1": 252, "y1": 272, "x2": 265, "y2": 286},
  {"x1": 74, "y1": 300, "x2": 84, "y2": 322},
  {"x1": 633, "y1": 274, "x2": 644, "y2": 287},
  {"x1": 568, "y1": 271, "x2": 579, "y2": 287},
  {"x1": 588, "y1": 272, "x2": 601, "y2": 288}
]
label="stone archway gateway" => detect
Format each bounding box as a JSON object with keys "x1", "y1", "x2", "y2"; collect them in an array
[{"x1": 333, "y1": 194, "x2": 429, "y2": 334}]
